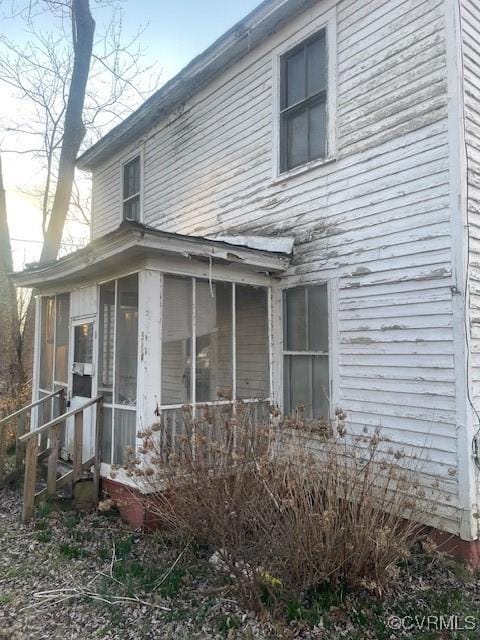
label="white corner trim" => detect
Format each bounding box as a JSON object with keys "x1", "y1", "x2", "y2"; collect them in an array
[{"x1": 444, "y1": 0, "x2": 478, "y2": 541}]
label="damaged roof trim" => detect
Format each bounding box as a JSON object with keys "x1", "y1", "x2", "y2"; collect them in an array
[
  {"x1": 77, "y1": 0, "x2": 315, "y2": 171},
  {"x1": 12, "y1": 221, "x2": 292, "y2": 289}
]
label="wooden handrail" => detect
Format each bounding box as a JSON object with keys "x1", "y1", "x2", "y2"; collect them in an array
[
  {"x1": 19, "y1": 395, "x2": 103, "y2": 443},
  {"x1": 0, "y1": 388, "x2": 64, "y2": 426}
]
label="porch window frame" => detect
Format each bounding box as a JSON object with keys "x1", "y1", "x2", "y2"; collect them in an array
[
  {"x1": 121, "y1": 151, "x2": 143, "y2": 223},
  {"x1": 98, "y1": 273, "x2": 139, "y2": 465},
  {"x1": 158, "y1": 276, "x2": 272, "y2": 412},
  {"x1": 37, "y1": 293, "x2": 70, "y2": 424},
  {"x1": 281, "y1": 281, "x2": 334, "y2": 421}
]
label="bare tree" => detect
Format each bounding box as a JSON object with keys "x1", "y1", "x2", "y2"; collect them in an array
[
  {"x1": 0, "y1": 0, "x2": 157, "y2": 380},
  {"x1": 0, "y1": 155, "x2": 22, "y2": 392}
]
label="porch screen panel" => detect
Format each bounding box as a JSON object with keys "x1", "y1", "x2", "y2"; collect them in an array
[
  {"x1": 115, "y1": 274, "x2": 138, "y2": 406},
  {"x1": 54, "y1": 293, "x2": 70, "y2": 385},
  {"x1": 161, "y1": 276, "x2": 192, "y2": 405},
  {"x1": 235, "y1": 285, "x2": 269, "y2": 400},
  {"x1": 195, "y1": 281, "x2": 232, "y2": 402},
  {"x1": 113, "y1": 409, "x2": 136, "y2": 464},
  {"x1": 39, "y1": 297, "x2": 55, "y2": 390},
  {"x1": 98, "y1": 282, "x2": 115, "y2": 403}
]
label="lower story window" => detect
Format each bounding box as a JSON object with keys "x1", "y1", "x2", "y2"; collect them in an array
[{"x1": 283, "y1": 284, "x2": 329, "y2": 420}]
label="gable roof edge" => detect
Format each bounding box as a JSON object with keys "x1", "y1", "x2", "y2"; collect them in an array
[{"x1": 77, "y1": 0, "x2": 315, "y2": 171}]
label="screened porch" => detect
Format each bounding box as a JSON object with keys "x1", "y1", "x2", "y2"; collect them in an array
[{"x1": 97, "y1": 271, "x2": 272, "y2": 467}]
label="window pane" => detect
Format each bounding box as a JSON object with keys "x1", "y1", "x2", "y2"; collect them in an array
[
  {"x1": 286, "y1": 109, "x2": 308, "y2": 170},
  {"x1": 123, "y1": 157, "x2": 140, "y2": 199},
  {"x1": 307, "y1": 285, "x2": 329, "y2": 351},
  {"x1": 40, "y1": 297, "x2": 55, "y2": 390},
  {"x1": 236, "y1": 285, "x2": 269, "y2": 400},
  {"x1": 285, "y1": 47, "x2": 305, "y2": 107},
  {"x1": 284, "y1": 287, "x2": 306, "y2": 351},
  {"x1": 54, "y1": 294, "x2": 69, "y2": 384},
  {"x1": 284, "y1": 355, "x2": 311, "y2": 417},
  {"x1": 100, "y1": 407, "x2": 112, "y2": 464},
  {"x1": 113, "y1": 409, "x2": 136, "y2": 464},
  {"x1": 162, "y1": 276, "x2": 192, "y2": 405},
  {"x1": 123, "y1": 195, "x2": 140, "y2": 221},
  {"x1": 74, "y1": 323, "x2": 93, "y2": 363},
  {"x1": 195, "y1": 281, "x2": 233, "y2": 402},
  {"x1": 72, "y1": 373, "x2": 92, "y2": 398},
  {"x1": 307, "y1": 31, "x2": 327, "y2": 96},
  {"x1": 98, "y1": 282, "x2": 115, "y2": 404},
  {"x1": 115, "y1": 274, "x2": 138, "y2": 406},
  {"x1": 313, "y1": 355, "x2": 329, "y2": 419},
  {"x1": 309, "y1": 101, "x2": 327, "y2": 161}
]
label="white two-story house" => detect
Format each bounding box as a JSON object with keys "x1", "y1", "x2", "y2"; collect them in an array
[{"x1": 13, "y1": 0, "x2": 480, "y2": 561}]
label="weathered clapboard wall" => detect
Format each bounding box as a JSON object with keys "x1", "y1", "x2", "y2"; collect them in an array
[
  {"x1": 462, "y1": 0, "x2": 480, "y2": 418},
  {"x1": 90, "y1": 0, "x2": 465, "y2": 532}
]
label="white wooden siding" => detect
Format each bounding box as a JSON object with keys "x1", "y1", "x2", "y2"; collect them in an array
[{"x1": 89, "y1": 0, "x2": 466, "y2": 533}]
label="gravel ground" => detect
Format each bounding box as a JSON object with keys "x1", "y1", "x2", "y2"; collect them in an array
[{"x1": 2, "y1": 487, "x2": 480, "y2": 640}]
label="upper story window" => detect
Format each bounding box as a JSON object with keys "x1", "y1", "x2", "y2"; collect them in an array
[
  {"x1": 280, "y1": 28, "x2": 328, "y2": 172},
  {"x1": 122, "y1": 155, "x2": 141, "y2": 221}
]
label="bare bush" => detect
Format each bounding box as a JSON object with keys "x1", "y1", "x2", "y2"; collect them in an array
[{"x1": 125, "y1": 405, "x2": 439, "y2": 612}]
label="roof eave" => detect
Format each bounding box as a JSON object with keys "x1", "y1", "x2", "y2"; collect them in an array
[
  {"x1": 11, "y1": 226, "x2": 291, "y2": 289},
  {"x1": 77, "y1": 0, "x2": 314, "y2": 171}
]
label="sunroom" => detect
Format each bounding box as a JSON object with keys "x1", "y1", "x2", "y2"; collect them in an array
[{"x1": 13, "y1": 222, "x2": 296, "y2": 481}]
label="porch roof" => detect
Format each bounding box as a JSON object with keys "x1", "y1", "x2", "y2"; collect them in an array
[{"x1": 12, "y1": 221, "x2": 293, "y2": 289}]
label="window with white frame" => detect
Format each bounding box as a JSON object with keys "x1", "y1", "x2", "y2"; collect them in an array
[
  {"x1": 161, "y1": 276, "x2": 270, "y2": 407},
  {"x1": 283, "y1": 284, "x2": 329, "y2": 419},
  {"x1": 280, "y1": 28, "x2": 328, "y2": 172},
  {"x1": 98, "y1": 274, "x2": 139, "y2": 464},
  {"x1": 38, "y1": 293, "x2": 70, "y2": 426},
  {"x1": 122, "y1": 155, "x2": 141, "y2": 221}
]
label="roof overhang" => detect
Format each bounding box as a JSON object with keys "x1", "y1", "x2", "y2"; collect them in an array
[
  {"x1": 77, "y1": 0, "x2": 315, "y2": 171},
  {"x1": 12, "y1": 222, "x2": 292, "y2": 290}
]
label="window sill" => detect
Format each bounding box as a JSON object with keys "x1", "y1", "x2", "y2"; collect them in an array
[{"x1": 270, "y1": 155, "x2": 336, "y2": 186}]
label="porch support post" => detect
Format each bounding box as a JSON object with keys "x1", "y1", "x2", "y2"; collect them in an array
[
  {"x1": 270, "y1": 282, "x2": 284, "y2": 411},
  {"x1": 137, "y1": 270, "x2": 163, "y2": 440}
]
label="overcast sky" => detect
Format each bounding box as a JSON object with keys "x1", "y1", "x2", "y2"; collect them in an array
[{"x1": 1, "y1": 0, "x2": 263, "y2": 268}]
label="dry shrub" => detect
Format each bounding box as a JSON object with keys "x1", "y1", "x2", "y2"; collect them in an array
[
  {"x1": 126, "y1": 404, "x2": 437, "y2": 612},
  {"x1": 0, "y1": 381, "x2": 31, "y2": 448}
]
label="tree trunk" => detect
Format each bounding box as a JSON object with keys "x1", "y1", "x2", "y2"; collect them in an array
[
  {"x1": 0, "y1": 155, "x2": 22, "y2": 394},
  {"x1": 40, "y1": 0, "x2": 95, "y2": 263},
  {"x1": 22, "y1": 0, "x2": 95, "y2": 380}
]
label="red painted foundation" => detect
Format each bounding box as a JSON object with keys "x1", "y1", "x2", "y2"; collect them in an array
[
  {"x1": 430, "y1": 529, "x2": 480, "y2": 568},
  {"x1": 101, "y1": 478, "x2": 160, "y2": 530}
]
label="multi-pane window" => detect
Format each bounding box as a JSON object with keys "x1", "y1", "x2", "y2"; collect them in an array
[
  {"x1": 161, "y1": 277, "x2": 270, "y2": 407},
  {"x1": 98, "y1": 274, "x2": 139, "y2": 464},
  {"x1": 283, "y1": 284, "x2": 329, "y2": 420},
  {"x1": 122, "y1": 156, "x2": 141, "y2": 221},
  {"x1": 280, "y1": 29, "x2": 328, "y2": 172}
]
